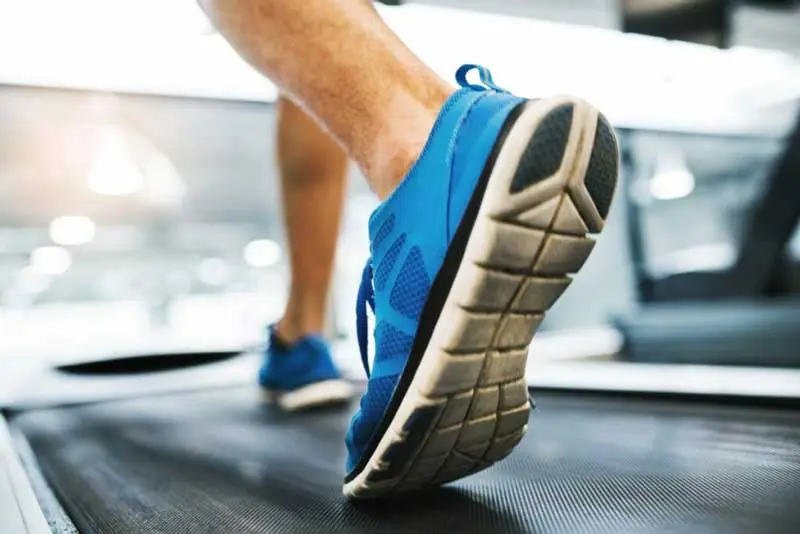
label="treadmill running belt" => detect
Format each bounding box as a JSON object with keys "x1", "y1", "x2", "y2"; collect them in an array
[{"x1": 12, "y1": 388, "x2": 800, "y2": 534}]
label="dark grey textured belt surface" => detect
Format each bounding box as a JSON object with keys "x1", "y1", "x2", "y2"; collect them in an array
[{"x1": 12, "y1": 387, "x2": 800, "y2": 534}]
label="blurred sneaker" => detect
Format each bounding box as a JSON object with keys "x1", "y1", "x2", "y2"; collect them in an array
[
  {"x1": 259, "y1": 326, "x2": 354, "y2": 411},
  {"x1": 344, "y1": 64, "x2": 619, "y2": 497}
]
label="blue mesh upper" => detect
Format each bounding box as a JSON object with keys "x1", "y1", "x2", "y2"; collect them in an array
[
  {"x1": 374, "y1": 321, "x2": 414, "y2": 365},
  {"x1": 345, "y1": 67, "x2": 526, "y2": 476},
  {"x1": 389, "y1": 247, "x2": 430, "y2": 321},
  {"x1": 372, "y1": 214, "x2": 395, "y2": 251},
  {"x1": 375, "y1": 234, "x2": 406, "y2": 291}
]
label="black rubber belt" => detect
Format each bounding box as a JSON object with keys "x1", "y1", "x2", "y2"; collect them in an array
[{"x1": 12, "y1": 388, "x2": 800, "y2": 534}]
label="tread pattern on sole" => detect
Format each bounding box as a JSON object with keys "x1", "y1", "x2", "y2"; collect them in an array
[
  {"x1": 583, "y1": 114, "x2": 618, "y2": 219},
  {"x1": 509, "y1": 104, "x2": 574, "y2": 193},
  {"x1": 347, "y1": 99, "x2": 619, "y2": 499}
]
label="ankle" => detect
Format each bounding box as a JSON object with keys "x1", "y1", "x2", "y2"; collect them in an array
[
  {"x1": 276, "y1": 315, "x2": 325, "y2": 344},
  {"x1": 370, "y1": 138, "x2": 425, "y2": 199},
  {"x1": 368, "y1": 84, "x2": 453, "y2": 199}
]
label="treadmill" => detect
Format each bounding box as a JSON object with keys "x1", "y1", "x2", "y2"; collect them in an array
[
  {"x1": 2, "y1": 340, "x2": 800, "y2": 534},
  {"x1": 3, "y1": 122, "x2": 800, "y2": 534}
]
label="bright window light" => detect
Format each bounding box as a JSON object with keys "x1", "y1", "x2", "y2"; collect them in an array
[
  {"x1": 49, "y1": 215, "x2": 96, "y2": 246},
  {"x1": 30, "y1": 246, "x2": 72, "y2": 275},
  {"x1": 650, "y1": 149, "x2": 695, "y2": 201},
  {"x1": 650, "y1": 168, "x2": 695, "y2": 201},
  {"x1": 243, "y1": 239, "x2": 281, "y2": 268},
  {"x1": 88, "y1": 126, "x2": 144, "y2": 196}
]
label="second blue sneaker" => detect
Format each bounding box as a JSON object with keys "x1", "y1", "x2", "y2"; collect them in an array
[
  {"x1": 343, "y1": 65, "x2": 619, "y2": 498},
  {"x1": 259, "y1": 326, "x2": 354, "y2": 411}
]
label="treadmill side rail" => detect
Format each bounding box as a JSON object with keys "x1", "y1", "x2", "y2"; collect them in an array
[{"x1": 0, "y1": 416, "x2": 49, "y2": 534}]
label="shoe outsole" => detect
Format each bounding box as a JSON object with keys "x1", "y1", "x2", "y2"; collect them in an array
[{"x1": 343, "y1": 97, "x2": 619, "y2": 499}]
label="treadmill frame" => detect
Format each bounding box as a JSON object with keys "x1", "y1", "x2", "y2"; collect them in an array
[
  {"x1": 622, "y1": 111, "x2": 800, "y2": 302},
  {"x1": 0, "y1": 416, "x2": 49, "y2": 534}
]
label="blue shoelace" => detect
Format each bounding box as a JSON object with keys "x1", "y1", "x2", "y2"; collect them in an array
[
  {"x1": 355, "y1": 65, "x2": 508, "y2": 377},
  {"x1": 356, "y1": 261, "x2": 376, "y2": 376}
]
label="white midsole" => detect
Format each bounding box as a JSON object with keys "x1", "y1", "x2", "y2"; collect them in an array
[{"x1": 261, "y1": 379, "x2": 355, "y2": 411}]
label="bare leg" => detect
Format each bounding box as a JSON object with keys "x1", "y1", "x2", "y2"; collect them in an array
[
  {"x1": 199, "y1": 0, "x2": 452, "y2": 199},
  {"x1": 275, "y1": 95, "x2": 348, "y2": 343}
]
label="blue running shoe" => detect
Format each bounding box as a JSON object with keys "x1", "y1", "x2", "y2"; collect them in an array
[
  {"x1": 344, "y1": 65, "x2": 619, "y2": 498},
  {"x1": 259, "y1": 326, "x2": 354, "y2": 411}
]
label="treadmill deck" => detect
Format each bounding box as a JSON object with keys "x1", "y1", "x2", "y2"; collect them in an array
[{"x1": 12, "y1": 387, "x2": 800, "y2": 534}]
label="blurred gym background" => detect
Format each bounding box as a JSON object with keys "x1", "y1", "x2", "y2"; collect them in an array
[{"x1": 1, "y1": 0, "x2": 799, "y2": 389}]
